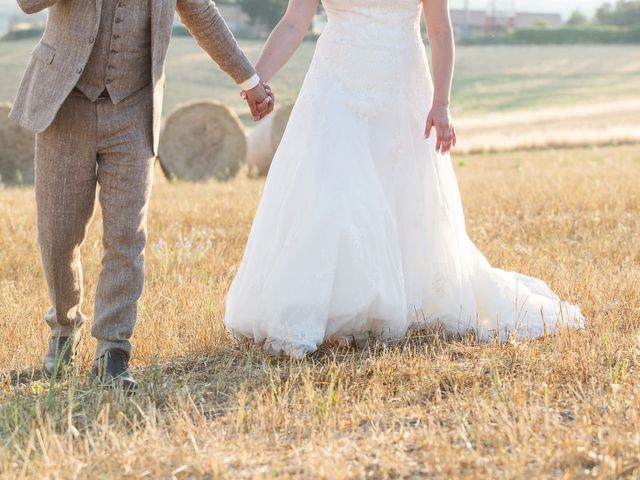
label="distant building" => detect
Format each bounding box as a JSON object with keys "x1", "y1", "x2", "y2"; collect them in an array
[
  {"x1": 513, "y1": 12, "x2": 563, "y2": 29},
  {"x1": 449, "y1": 9, "x2": 487, "y2": 37},
  {"x1": 449, "y1": 9, "x2": 563, "y2": 38}
]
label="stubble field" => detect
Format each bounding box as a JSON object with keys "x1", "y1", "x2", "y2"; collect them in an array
[{"x1": 0, "y1": 39, "x2": 639, "y2": 478}]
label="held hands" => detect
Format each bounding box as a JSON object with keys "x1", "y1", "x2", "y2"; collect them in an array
[
  {"x1": 425, "y1": 103, "x2": 457, "y2": 155},
  {"x1": 241, "y1": 83, "x2": 275, "y2": 121}
]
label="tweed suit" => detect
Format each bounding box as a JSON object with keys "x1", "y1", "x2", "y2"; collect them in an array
[
  {"x1": 11, "y1": 0, "x2": 256, "y2": 358},
  {"x1": 11, "y1": 0, "x2": 256, "y2": 153}
]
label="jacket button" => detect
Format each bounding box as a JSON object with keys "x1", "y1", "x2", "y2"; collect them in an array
[
  {"x1": 89, "y1": 36, "x2": 95, "y2": 44},
  {"x1": 76, "y1": 67, "x2": 83, "y2": 74}
]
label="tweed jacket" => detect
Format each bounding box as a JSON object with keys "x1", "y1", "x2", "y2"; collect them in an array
[{"x1": 10, "y1": 0, "x2": 256, "y2": 154}]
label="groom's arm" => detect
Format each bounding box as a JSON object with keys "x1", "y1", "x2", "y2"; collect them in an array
[
  {"x1": 176, "y1": 0, "x2": 256, "y2": 87},
  {"x1": 16, "y1": 0, "x2": 58, "y2": 14}
]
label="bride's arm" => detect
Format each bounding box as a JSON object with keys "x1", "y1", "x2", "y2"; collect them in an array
[
  {"x1": 255, "y1": 0, "x2": 320, "y2": 83},
  {"x1": 422, "y1": 0, "x2": 457, "y2": 154}
]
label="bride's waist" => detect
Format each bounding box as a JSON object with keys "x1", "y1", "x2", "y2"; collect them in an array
[
  {"x1": 308, "y1": 35, "x2": 431, "y2": 105},
  {"x1": 319, "y1": 22, "x2": 423, "y2": 49},
  {"x1": 314, "y1": 32, "x2": 427, "y2": 74}
]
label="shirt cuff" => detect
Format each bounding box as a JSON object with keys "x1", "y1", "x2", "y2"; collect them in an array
[{"x1": 239, "y1": 73, "x2": 261, "y2": 91}]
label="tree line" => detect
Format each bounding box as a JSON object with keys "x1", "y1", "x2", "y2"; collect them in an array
[
  {"x1": 466, "y1": 0, "x2": 640, "y2": 45},
  {"x1": 568, "y1": 1, "x2": 640, "y2": 27}
]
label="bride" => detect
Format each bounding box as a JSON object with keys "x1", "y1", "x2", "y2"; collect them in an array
[{"x1": 225, "y1": 0, "x2": 585, "y2": 357}]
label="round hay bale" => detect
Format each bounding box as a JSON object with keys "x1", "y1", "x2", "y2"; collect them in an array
[
  {"x1": 158, "y1": 100, "x2": 247, "y2": 182},
  {"x1": 246, "y1": 103, "x2": 294, "y2": 176},
  {"x1": 0, "y1": 103, "x2": 35, "y2": 185}
]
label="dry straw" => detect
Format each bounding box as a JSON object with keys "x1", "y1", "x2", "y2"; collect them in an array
[
  {"x1": 0, "y1": 103, "x2": 35, "y2": 185},
  {"x1": 246, "y1": 103, "x2": 294, "y2": 176},
  {"x1": 158, "y1": 100, "x2": 247, "y2": 182}
]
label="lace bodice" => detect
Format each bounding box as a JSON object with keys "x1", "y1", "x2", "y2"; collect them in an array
[
  {"x1": 321, "y1": 0, "x2": 423, "y2": 47},
  {"x1": 307, "y1": 0, "x2": 429, "y2": 119}
]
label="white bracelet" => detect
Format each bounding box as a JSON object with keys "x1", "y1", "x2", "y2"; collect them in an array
[{"x1": 240, "y1": 73, "x2": 261, "y2": 91}]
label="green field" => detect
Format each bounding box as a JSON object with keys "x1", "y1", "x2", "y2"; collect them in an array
[{"x1": 1, "y1": 38, "x2": 639, "y2": 123}]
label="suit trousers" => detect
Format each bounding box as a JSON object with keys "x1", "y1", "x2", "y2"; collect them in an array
[{"x1": 35, "y1": 84, "x2": 155, "y2": 359}]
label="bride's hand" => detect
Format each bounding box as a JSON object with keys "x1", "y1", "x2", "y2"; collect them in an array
[{"x1": 425, "y1": 104, "x2": 457, "y2": 155}]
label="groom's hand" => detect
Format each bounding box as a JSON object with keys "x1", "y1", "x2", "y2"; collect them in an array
[{"x1": 242, "y1": 83, "x2": 275, "y2": 121}]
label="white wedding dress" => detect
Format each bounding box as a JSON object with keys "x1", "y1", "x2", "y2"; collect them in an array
[{"x1": 224, "y1": 0, "x2": 584, "y2": 357}]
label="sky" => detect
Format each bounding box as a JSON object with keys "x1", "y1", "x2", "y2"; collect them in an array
[{"x1": 449, "y1": 0, "x2": 606, "y2": 19}]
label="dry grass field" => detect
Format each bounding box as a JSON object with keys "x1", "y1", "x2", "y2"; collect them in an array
[{"x1": 1, "y1": 144, "x2": 640, "y2": 478}]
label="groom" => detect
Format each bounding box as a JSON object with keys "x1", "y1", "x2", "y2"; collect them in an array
[{"x1": 10, "y1": 0, "x2": 273, "y2": 390}]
